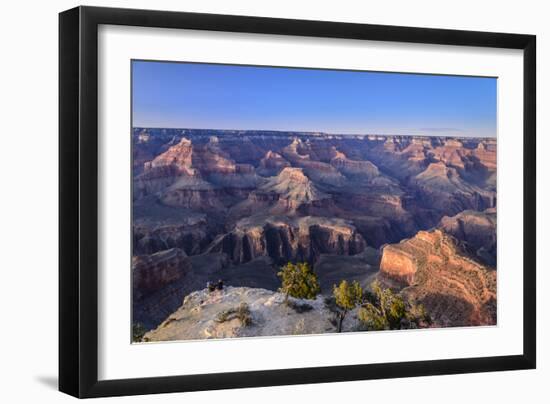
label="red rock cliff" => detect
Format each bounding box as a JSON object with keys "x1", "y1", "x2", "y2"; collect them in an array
[{"x1": 379, "y1": 229, "x2": 496, "y2": 327}]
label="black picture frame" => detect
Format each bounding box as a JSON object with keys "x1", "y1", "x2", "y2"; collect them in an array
[{"x1": 59, "y1": 5, "x2": 536, "y2": 398}]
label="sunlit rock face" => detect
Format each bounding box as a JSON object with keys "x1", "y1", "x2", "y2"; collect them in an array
[
  {"x1": 149, "y1": 137, "x2": 195, "y2": 175},
  {"x1": 379, "y1": 229, "x2": 496, "y2": 327}
]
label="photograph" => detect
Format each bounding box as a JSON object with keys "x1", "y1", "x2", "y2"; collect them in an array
[{"x1": 131, "y1": 60, "x2": 497, "y2": 343}]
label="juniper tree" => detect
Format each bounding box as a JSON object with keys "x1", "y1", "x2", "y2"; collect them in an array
[
  {"x1": 332, "y1": 280, "x2": 363, "y2": 332},
  {"x1": 277, "y1": 262, "x2": 320, "y2": 303}
]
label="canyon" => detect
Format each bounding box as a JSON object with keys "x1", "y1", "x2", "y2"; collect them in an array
[{"x1": 132, "y1": 128, "x2": 497, "y2": 339}]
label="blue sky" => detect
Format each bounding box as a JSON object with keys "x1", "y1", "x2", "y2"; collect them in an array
[{"x1": 132, "y1": 60, "x2": 497, "y2": 138}]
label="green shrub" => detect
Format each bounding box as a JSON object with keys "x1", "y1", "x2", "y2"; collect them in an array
[
  {"x1": 278, "y1": 262, "x2": 320, "y2": 302},
  {"x1": 358, "y1": 280, "x2": 431, "y2": 330},
  {"x1": 215, "y1": 302, "x2": 252, "y2": 326},
  {"x1": 332, "y1": 280, "x2": 363, "y2": 332}
]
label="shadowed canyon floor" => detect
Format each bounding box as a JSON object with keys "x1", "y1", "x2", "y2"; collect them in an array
[{"x1": 132, "y1": 129, "x2": 497, "y2": 340}]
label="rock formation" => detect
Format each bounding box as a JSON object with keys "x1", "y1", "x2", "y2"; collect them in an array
[
  {"x1": 330, "y1": 150, "x2": 380, "y2": 179},
  {"x1": 133, "y1": 215, "x2": 212, "y2": 256},
  {"x1": 206, "y1": 216, "x2": 366, "y2": 265},
  {"x1": 439, "y1": 208, "x2": 497, "y2": 266},
  {"x1": 258, "y1": 167, "x2": 328, "y2": 206},
  {"x1": 132, "y1": 248, "x2": 191, "y2": 300},
  {"x1": 258, "y1": 150, "x2": 290, "y2": 176},
  {"x1": 149, "y1": 137, "x2": 195, "y2": 175},
  {"x1": 409, "y1": 162, "x2": 496, "y2": 215},
  {"x1": 379, "y1": 229, "x2": 496, "y2": 327}
]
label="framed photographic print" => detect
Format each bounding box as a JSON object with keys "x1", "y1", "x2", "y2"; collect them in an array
[{"x1": 59, "y1": 6, "x2": 536, "y2": 398}]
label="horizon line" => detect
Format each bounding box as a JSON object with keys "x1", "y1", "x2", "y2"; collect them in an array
[{"x1": 132, "y1": 126, "x2": 497, "y2": 140}]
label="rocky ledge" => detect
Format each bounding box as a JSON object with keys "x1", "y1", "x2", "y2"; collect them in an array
[{"x1": 142, "y1": 286, "x2": 336, "y2": 341}]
